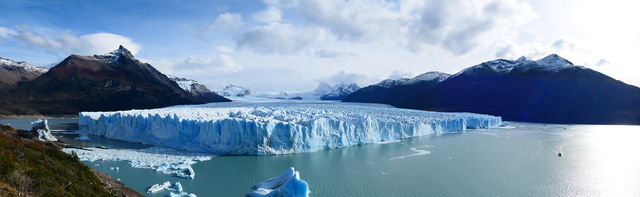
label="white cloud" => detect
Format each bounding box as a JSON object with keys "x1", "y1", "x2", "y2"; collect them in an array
[
  {"x1": 175, "y1": 55, "x2": 242, "y2": 73},
  {"x1": 495, "y1": 39, "x2": 608, "y2": 67},
  {"x1": 262, "y1": 0, "x2": 297, "y2": 8},
  {"x1": 253, "y1": 0, "x2": 535, "y2": 56},
  {"x1": 251, "y1": 6, "x2": 282, "y2": 23},
  {"x1": 4, "y1": 26, "x2": 141, "y2": 56},
  {"x1": 316, "y1": 71, "x2": 380, "y2": 86},
  {"x1": 14, "y1": 31, "x2": 66, "y2": 49},
  {"x1": 404, "y1": 0, "x2": 535, "y2": 55},
  {"x1": 78, "y1": 33, "x2": 141, "y2": 55},
  {"x1": 0, "y1": 27, "x2": 17, "y2": 40},
  {"x1": 388, "y1": 70, "x2": 414, "y2": 80},
  {"x1": 296, "y1": 0, "x2": 400, "y2": 41},
  {"x1": 210, "y1": 13, "x2": 244, "y2": 32},
  {"x1": 215, "y1": 45, "x2": 234, "y2": 53},
  {"x1": 314, "y1": 49, "x2": 356, "y2": 58},
  {"x1": 233, "y1": 23, "x2": 324, "y2": 54}
]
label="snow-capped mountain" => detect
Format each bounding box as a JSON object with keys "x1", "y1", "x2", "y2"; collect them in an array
[
  {"x1": 93, "y1": 46, "x2": 133, "y2": 64},
  {"x1": 345, "y1": 71, "x2": 450, "y2": 105},
  {"x1": 217, "y1": 84, "x2": 253, "y2": 97},
  {"x1": 313, "y1": 82, "x2": 360, "y2": 100},
  {"x1": 374, "y1": 71, "x2": 450, "y2": 88},
  {"x1": 167, "y1": 75, "x2": 226, "y2": 101},
  {"x1": 345, "y1": 54, "x2": 640, "y2": 124},
  {"x1": 0, "y1": 57, "x2": 48, "y2": 86},
  {"x1": 252, "y1": 82, "x2": 360, "y2": 100},
  {"x1": 450, "y1": 54, "x2": 580, "y2": 79},
  {"x1": 0, "y1": 46, "x2": 229, "y2": 116}
]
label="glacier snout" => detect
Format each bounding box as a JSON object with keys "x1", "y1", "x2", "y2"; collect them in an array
[{"x1": 79, "y1": 101, "x2": 501, "y2": 155}]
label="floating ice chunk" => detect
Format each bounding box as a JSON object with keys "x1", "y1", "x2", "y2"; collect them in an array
[
  {"x1": 30, "y1": 119, "x2": 57, "y2": 142},
  {"x1": 62, "y1": 147, "x2": 211, "y2": 179},
  {"x1": 172, "y1": 182, "x2": 183, "y2": 192},
  {"x1": 248, "y1": 167, "x2": 310, "y2": 197},
  {"x1": 79, "y1": 101, "x2": 502, "y2": 155},
  {"x1": 178, "y1": 166, "x2": 195, "y2": 179},
  {"x1": 147, "y1": 181, "x2": 171, "y2": 193},
  {"x1": 147, "y1": 181, "x2": 196, "y2": 197}
]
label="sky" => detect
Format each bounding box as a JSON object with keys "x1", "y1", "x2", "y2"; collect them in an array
[{"x1": 0, "y1": 0, "x2": 639, "y2": 93}]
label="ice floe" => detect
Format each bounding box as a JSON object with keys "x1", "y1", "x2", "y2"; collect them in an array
[{"x1": 62, "y1": 146, "x2": 212, "y2": 179}]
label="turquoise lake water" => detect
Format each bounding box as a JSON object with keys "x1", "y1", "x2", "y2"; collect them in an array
[{"x1": 2, "y1": 118, "x2": 639, "y2": 197}]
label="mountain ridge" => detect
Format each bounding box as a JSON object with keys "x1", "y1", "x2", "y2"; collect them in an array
[
  {"x1": 344, "y1": 54, "x2": 640, "y2": 125},
  {"x1": 0, "y1": 46, "x2": 229, "y2": 116}
]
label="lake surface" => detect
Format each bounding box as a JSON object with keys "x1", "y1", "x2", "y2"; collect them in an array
[{"x1": 2, "y1": 118, "x2": 639, "y2": 196}]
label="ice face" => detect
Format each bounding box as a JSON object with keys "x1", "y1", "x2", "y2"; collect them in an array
[{"x1": 78, "y1": 101, "x2": 502, "y2": 155}]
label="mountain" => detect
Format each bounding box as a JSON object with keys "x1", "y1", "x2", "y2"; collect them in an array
[
  {"x1": 313, "y1": 82, "x2": 360, "y2": 100},
  {"x1": 344, "y1": 54, "x2": 640, "y2": 124},
  {"x1": 167, "y1": 75, "x2": 227, "y2": 101},
  {"x1": 343, "y1": 72, "x2": 450, "y2": 106},
  {"x1": 0, "y1": 46, "x2": 229, "y2": 115},
  {"x1": 0, "y1": 57, "x2": 48, "y2": 87},
  {"x1": 217, "y1": 84, "x2": 253, "y2": 97},
  {"x1": 254, "y1": 82, "x2": 360, "y2": 100}
]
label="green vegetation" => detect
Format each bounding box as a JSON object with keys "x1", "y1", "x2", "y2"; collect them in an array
[{"x1": 0, "y1": 124, "x2": 114, "y2": 197}]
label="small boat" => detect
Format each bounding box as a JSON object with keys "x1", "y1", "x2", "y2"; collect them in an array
[{"x1": 557, "y1": 152, "x2": 562, "y2": 157}]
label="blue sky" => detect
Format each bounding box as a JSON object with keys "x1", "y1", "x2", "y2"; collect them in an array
[{"x1": 1, "y1": 0, "x2": 639, "y2": 93}]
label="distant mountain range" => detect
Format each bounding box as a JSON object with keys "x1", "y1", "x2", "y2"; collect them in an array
[
  {"x1": 313, "y1": 82, "x2": 360, "y2": 100},
  {"x1": 344, "y1": 54, "x2": 640, "y2": 124},
  {"x1": 167, "y1": 75, "x2": 227, "y2": 102},
  {"x1": 0, "y1": 57, "x2": 48, "y2": 87},
  {"x1": 0, "y1": 46, "x2": 229, "y2": 116},
  {"x1": 257, "y1": 82, "x2": 360, "y2": 100},
  {"x1": 217, "y1": 84, "x2": 254, "y2": 97}
]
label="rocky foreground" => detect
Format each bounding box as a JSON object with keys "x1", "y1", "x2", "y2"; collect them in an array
[{"x1": 0, "y1": 124, "x2": 143, "y2": 197}]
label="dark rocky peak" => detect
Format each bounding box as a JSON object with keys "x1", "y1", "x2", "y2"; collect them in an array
[{"x1": 93, "y1": 45, "x2": 135, "y2": 63}]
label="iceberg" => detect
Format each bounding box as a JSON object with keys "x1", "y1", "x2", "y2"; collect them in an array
[
  {"x1": 248, "y1": 167, "x2": 310, "y2": 197},
  {"x1": 79, "y1": 101, "x2": 501, "y2": 155},
  {"x1": 30, "y1": 119, "x2": 58, "y2": 142},
  {"x1": 146, "y1": 181, "x2": 196, "y2": 197},
  {"x1": 147, "y1": 181, "x2": 171, "y2": 193}
]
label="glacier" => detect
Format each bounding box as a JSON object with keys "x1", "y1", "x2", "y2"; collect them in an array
[{"x1": 78, "y1": 101, "x2": 502, "y2": 155}]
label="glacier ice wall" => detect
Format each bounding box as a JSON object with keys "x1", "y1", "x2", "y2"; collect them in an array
[{"x1": 79, "y1": 101, "x2": 501, "y2": 155}]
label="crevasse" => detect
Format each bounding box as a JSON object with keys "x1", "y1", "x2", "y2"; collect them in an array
[{"x1": 79, "y1": 101, "x2": 501, "y2": 155}]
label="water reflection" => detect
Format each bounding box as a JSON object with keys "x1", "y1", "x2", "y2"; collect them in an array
[{"x1": 581, "y1": 125, "x2": 640, "y2": 197}]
